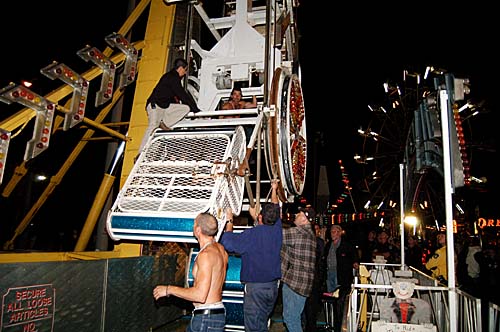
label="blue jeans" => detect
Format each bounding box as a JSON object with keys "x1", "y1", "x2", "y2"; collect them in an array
[
  {"x1": 187, "y1": 312, "x2": 225, "y2": 332},
  {"x1": 282, "y1": 283, "x2": 306, "y2": 332},
  {"x1": 244, "y1": 281, "x2": 279, "y2": 332},
  {"x1": 327, "y1": 270, "x2": 338, "y2": 292}
]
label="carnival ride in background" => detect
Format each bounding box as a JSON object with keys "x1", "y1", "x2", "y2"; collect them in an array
[{"x1": 352, "y1": 67, "x2": 489, "y2": 233}]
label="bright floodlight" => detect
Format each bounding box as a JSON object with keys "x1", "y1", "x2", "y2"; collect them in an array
[{"x1": 404, "y1": 213, "x2": 418, "y2": 227}]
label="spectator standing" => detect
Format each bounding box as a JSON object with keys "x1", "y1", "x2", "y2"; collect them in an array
[
  {"x1": 138, "y1": 58, "x2": 202, "y2": 155},
  {"x1": 220, "y1": 180, "x2": 282, "y2": 332},
  {"x1": 360, "y1": 230, "x2": 377, "y2": 263},
  {"x1": 425, "y1": 231, "x2": 448, "y2": 284},
  {"x1": 153, "y1": 213, "x2": 228, "y2": 332},
  {"x1": 281, "y1": 207, "x2": 316, "y2": 332},
  {"x1": 475, "y1": 244, "x2": 500, "y2": 331},
  {"x1": 475, "y1": 244, "x2": 500, "y2": 305},
  {"x1": 302, "y1": 222, "x2": 326, "y2": 332},
  {"x1": 322, "y1": 224, "x2": 359, "y2": 332},
  {"x1": 405, "y1": 235, "x2": 424, "y2": 271},
  {"x1": 464, "y1": 237, "x2": 481, "y2": 296},
  {"x1": 372, "y1": 230, "x2": 398, "y2": 264}
]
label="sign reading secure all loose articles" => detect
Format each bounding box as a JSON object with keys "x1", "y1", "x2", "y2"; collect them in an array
[{"x1": 1, "y1": 284, "x2": 55, "y2": 332}]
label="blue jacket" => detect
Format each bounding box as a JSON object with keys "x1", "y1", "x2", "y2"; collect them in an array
[{"x1": 220, "y1": 219, "x2": 282, "y2": 283}]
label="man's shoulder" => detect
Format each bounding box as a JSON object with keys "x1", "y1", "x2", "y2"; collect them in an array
[
  {"x1": 161, "y1": 69, "x2": 178, "y2": 80},
  {"x1": 200, "y1": 243, "x2": 226, "y2": 258}
]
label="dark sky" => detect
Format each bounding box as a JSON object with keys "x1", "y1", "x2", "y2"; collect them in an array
[
  {"x1": 296, "y1": 4, "x2": 500, "y2": 215},
  {"x1": 1, "y1": 2, "x2": 499, "y2": 248}
]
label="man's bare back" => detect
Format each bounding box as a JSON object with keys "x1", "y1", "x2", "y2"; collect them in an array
[
  {"x1": 192, "y1": 241, "x2": 228, "y2": 307},
  {"x1": 153, "y1": 213, "x2": 228, "y2": 311}
]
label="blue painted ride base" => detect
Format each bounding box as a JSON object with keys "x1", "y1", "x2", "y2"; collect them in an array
[{"x1": 108, "y1": 215, "x2": 197, "y2": 242}]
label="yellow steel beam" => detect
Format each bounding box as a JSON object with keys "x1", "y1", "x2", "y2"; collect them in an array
[
  {"x1": 0, "y1": 41, "x2": 144, "y2": 132},
  {"x1": 74, "y1": 173, "x2": 115, "y2": 252},
  {"x1": 3, "y1": 90, "x2": 125, "y2": 250},
  {"x1": 0, "y1": 0, "x2": 154, "y2": 263},
  {"x1": 56, "y1": 105, "x2": 128, "y2": 141},
  {"x1": 0, "y1": 251, "x2": 124, "y2": 263},
  {"x1": 113, "y1": 0, "x2": 176, "y2": 257},
  {"x1": 0, "y1": 43, "x2": 143, "y2": 197},
  {"x1": 119, "y1": 0, "x2": 175, "y2": 186}
]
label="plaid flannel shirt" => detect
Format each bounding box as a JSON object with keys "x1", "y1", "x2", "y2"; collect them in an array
[{"x1": 281, "y1": 224, "x2": 316, "y2": 297}]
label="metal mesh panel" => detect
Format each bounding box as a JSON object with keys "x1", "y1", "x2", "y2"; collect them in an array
[
  {"x1": 107, "y1": 128, "x2": 247, "y2": 242},
  {"x1": 117, "y1": 133, "x2": 229, "y2": 214},
  {"x1": 211, "y1": 126, "x2": 246, "y2": 218}
]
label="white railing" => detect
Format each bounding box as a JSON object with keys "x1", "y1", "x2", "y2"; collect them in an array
[{"x1": 342, "y1": 263, "x2": 486, "y2": 332}]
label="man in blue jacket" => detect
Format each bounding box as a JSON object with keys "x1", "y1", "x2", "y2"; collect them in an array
[{"x1": 221, "y1": 180, "x2": 282, "y2": 332}]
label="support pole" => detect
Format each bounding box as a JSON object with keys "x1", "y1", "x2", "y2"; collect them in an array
[
  {"x1": 399, "y1": 163, "x2": 405, "y2": 269},
  {"x1": 439, "y1": 89, "x2": 457, "y2": 332}
]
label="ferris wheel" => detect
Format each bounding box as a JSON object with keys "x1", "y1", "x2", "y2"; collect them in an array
[{"x1": 354, "y1": 67, "x2": 476, "y2": 227}]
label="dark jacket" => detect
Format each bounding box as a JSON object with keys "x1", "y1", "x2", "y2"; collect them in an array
[
  {"x1": 147, "y1": 69, "x2": 201, "y2": 112},
  {"x1": 322, "y1": 238, "x2": 359, "y2": 291}
]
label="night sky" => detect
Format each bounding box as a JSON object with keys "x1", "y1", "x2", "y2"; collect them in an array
[{"x1": 296, "y1": 4, "x2": 500, "y2": 216}]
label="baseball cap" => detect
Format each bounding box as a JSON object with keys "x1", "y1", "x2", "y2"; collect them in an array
[{"x1": 287, "y1": 205, "x2": 315, "y2": 221}]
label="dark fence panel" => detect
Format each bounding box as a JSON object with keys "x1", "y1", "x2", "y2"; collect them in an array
[{"x1": 0, "y1": 254, "x2": 183, "y2": 332}]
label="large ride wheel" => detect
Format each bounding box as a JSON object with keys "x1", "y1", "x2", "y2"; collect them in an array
[
  {"x1": 266, "y1": 67, "x2": 307, "y2": 202},
  {"x1": 355, "y1": 70, "x2": 477, "y2": 229},
  {"x1": 356, "y1": 104, "x2": 413, "y2": 207}
]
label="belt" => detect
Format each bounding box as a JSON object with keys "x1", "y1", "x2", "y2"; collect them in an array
[{"x1": 193, "y1": 308, "x2": 225, "y2": 316}]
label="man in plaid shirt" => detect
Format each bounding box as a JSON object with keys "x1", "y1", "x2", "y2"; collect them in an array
[{"x1": 281, "y1": 207, "x2": 316, "y2": 332}]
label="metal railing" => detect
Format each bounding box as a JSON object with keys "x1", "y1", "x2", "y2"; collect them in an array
[{"x1": 342, "y1": 263, "x2": 490, "y2": 332}]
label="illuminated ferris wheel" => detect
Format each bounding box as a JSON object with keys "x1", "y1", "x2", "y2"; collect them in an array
[{"x1": 354, "y1": 67, "x2": 476, "y2": 227}]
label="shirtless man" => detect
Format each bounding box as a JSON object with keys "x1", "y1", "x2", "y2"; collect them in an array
[
  {"x1": 153, "y1": 213, "x2": 228, "y2": 332},
  {"x1": 222, "y1": 87, "x2": 257, "y2": 110}
]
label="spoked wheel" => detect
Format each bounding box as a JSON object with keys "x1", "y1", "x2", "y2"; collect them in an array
[
  {"x1": 354, "y1": 70, "x2": 475, "y2": 227},
  {"x1": 266, "y1": 67, "x2": 307, "y2": 202},
  {"x1": 356, "y1": 104, "x2": 413, "y2": 207}
]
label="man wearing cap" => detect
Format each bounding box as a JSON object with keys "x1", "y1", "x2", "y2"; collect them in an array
[
  {"x1": 322, "y1": 224, "x2": 359, "y2": 332},
  {"x1": 221, "y1": 179, "x2": 282, "y2": 332},
  {"x1": 281, "y1": 206, "x2": 316, "y2": 332}
]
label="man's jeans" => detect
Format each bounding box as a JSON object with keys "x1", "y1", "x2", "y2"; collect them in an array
[
  {"x1": 327, "y1": 270, "x2": 338, "y2": 292},
  {"x1": 282, "y1": 283, "x2": 306, "y2": 332},
  {"x1": 187, "y1": 312, "x2": 225, "y2": 332},
  {"x1": 244, "y1": 281, "x2": 279, "y2": 331}
]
